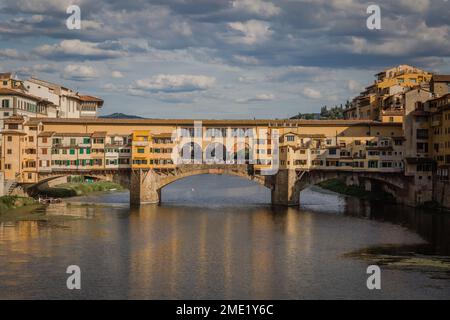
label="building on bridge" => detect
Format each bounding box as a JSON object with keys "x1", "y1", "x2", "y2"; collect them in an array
[{"x1": 1, "y1": 116, "x2": 424, "y2": 205}]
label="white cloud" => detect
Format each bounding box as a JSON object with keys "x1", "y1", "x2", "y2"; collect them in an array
[
  {"x1": 232, "y1": 0, "x2": 281, "y2": 17},
  {"x1": 34, "y1": 40, "x2": 126, "y2": 60},
  {"x1": 237, "y1": 93, "x2": 275, "y2": 103},
  {"x1": 302, "y1": 87, "x2": 322, "y2": 99},
  {"x1": 62, "y1": 64, "x2": 99, "y2": 81},
  {"x1": 397, "y1": 0, "x2": 430, "y2": 13},
  {"x1": 0, "y1": 48, "x2": 23, "y2": 59},
  {"x1": 111, "y1": 71, "x2": 124, "y2": 78},
  {"x1": 233, "y1": 55, "x2": 260, "y2": 65},
  {"x1": 227, "y1": 20, "x2": 272, "y2": 45},
  {"x1": 347, "y1": 80, "x2": 362, "y2": 93},
  {"x1": 132, "y1": 74, "x2": 216, "y2": 93}
]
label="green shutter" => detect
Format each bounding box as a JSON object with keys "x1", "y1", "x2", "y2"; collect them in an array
[
  {"x1": 70, "y1": 149, "x2": 75, "y2": 155},
  {"x1": 80, "y1": 148, "x2": 84, "y2": 154}
]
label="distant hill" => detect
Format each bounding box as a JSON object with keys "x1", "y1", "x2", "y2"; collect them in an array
[{"x1": 99, "y1": 113, "x2": 144, "y2": 119}]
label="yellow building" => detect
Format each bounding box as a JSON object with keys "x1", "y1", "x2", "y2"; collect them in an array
[{"x1": 344, "y1": 65, "x2": 433, "y2": 123}]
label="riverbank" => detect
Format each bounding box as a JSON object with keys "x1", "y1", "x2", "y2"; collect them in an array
[
  {"x1": 317, "y1": 179, "x2": 395, "y2": 202},
  {"x1": 40, "y1": 181, "x2": 125, "y2": 198},
  {"x1": 0, "y1": 195, "x2": 46, "y2": 221},
  {"x1": 0, "y1": 195, "x2": 37, "y2": 214}
]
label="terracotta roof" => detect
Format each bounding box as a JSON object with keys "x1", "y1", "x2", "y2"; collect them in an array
[
  {"x1": 4, "y1": 115, "x2": 25, "y2": 123},
  {"x1": 427, "y1": 93, "x2": 450, "y2": 102},
  {"x1": 0, "y1": 73, "x2": 12, "y2": 79},
  {"x1": 0, "y1": 88, "x2": 47, "y2": 102},
  {"x1": 432, "y1": 75, "x2": 450, "y2": 82},
  {"x1": 92, "y1": 131, "x2": 107, "y2": 137},
  {"x1": 37, "y1": 131, "x2": 55, "y2": 137},
  {"x1": 52, "y1": 133, "x2": 92, "y2": 137},
  {"x1": 151, "y1": 133, "x2": 174, "y2": 138},
  {"x1": 78, "y1": 95, "x2": 104, "y2": 106},
  {"x1": 0, "y1": 130, "x2": 26, "y2": 135},
  {"x1": 24, "y1": 118, "x2": 403, "y2": 127}
]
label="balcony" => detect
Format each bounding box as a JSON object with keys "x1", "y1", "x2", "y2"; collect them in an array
[{"x1": 133, "y1": 141, "x2": 148, "y2": 147}]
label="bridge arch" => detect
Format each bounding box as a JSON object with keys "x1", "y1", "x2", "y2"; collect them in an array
[
  {"x1": 130, "y1": 165, "x2": 274, "y2": 205},
  {"x1": 29, "y1": 172, "x2": 131, "y2": 196},
  {"x1": 289, "y1": 170, "x2": 410, "y2": 205},
  {"x1": 157, "y1": 166, "x2": 271, "y2": 191}
]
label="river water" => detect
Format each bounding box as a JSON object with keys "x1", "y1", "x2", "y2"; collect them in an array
[{"x1": 0, "y1": 175, "x2": 449, "y2": 299}]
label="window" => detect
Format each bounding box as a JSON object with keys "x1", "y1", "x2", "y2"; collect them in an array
[
  {"x1": 42, "y1": 137, "x2": 47, "y2": 143},
  {"x1": 2, "y1": 99, "x2": 10, "y2": 108},
  {"x1": 286, "y1": 136, "x2": 295, "y2": 142},
  {"x1": 69, "y1": 149, "x2": 75, "y2": 155},
  {"x1": 7, "y1": 149, "x2": 12, "y2": 154},
  {"x1": 4, "y1": 112, "x2": 9, "y2": 117},
  {"x1": 83, "y1": 138, "x2": 91, "y2": 144},
  {"x1": 329, "y1": 149, "x2": 337, "y2": 155},
  {"x1": 137, "y1": 148, "x2": 145, "y2": 154},
  {"x1": 29, "y1": 136, "x2": 34, "y2": 143},
  {"x1": 42, "y1": 148, "x2": 47, "y2": 155},
  {"x1": 70, "y1": 138, "x2": 76, "y2": 145},
  {"x1": 368, "y1": 160, "x2": 378, "y2": 168},
  {"x1": 417, "y1": 143, "x2": 429, "y2": 153},
  {"x1": 7, "y1": 136, "x2": 12, "y2": 142},
  {"x1": 416, "y1": 129, "x2": 429, "y2": 140},
  {"x1": 5, "y1": 164, "x2": 11, "y2": 170}
]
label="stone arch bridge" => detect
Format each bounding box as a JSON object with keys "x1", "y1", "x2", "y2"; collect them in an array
[{"x1": 31, "y1": 166, "x2": 414, "y2": 206}]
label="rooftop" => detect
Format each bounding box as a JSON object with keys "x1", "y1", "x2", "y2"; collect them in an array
[
  {"x1": 24, "y1": 117, "x2": 403, "y2": 127},
  {"x1": 432, "y1": 75, "x2": 450, "y2": 82}
]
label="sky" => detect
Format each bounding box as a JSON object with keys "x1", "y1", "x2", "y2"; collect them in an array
[{"x1": 1, "y1": 0, "x2": 450, "y2": 119}]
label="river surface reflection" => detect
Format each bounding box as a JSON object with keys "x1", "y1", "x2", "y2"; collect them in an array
[{"x1": 0, "y1": 175, "x2": 449, "y2": 299}]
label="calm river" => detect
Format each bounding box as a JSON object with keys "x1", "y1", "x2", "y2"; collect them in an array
[{"x1": 0, "y1": 175, "x2": 449, "y2": 299}]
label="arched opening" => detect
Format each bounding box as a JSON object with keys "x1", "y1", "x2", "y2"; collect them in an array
[
  {"x1": 160, "y1": 173, "x2": 270, "y2": 205},
  {"x1": 180, "y1": 142, "x2": 203, "y2": 164},
  {"x1": 297, "y1": 175, "x2": 399, "y2": 212},
  {"x1": 31, "y1": 174, "x2": 128, "y2": 198},
  {"x1": 231, "y1": 142, "x2": 252, "y2": 164},
  {"x1": 204, "y1": 143, "x2": 227, "y2": 164}
]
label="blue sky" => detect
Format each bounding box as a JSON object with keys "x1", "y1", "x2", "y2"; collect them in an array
[{"x1": 1, "y1": 0, "x2": 450, "y2": 119}]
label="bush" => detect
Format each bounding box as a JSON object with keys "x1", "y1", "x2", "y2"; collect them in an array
[
  {"x1": 44, "y1": 181, "x2": 124, "y2": 198},
  {"x1": 317, "y1": 179, "x2": 395, "y2": 202},
  {"x1": 0, "y1": 196, "x2": 37, "y2": 214}
]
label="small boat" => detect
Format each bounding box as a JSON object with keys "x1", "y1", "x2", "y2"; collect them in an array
[{"x1": 38, "y1": 197, "x2": 62, "y2": 204}]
